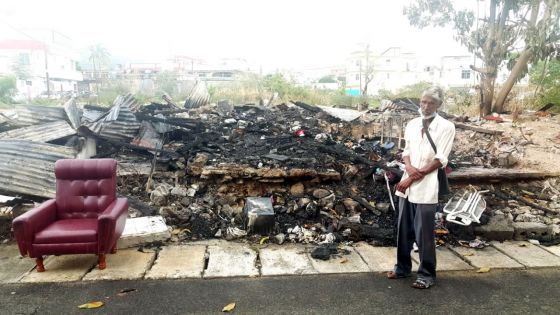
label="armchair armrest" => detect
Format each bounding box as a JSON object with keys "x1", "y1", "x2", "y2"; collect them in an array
[
  {"x1": 12, "y1": 199, "x2": 57, "y2": 256},
  {"x1": 98, "y1": 198, "x2": 128, "y2": 252}
]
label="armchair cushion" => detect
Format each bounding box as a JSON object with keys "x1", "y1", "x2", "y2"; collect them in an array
[
  {"x1": 34, "y1": 219, "x2": 98, "y2": 244},
  {"x1": 55, "y1": 159, "x2": 117, "y2": 219}
]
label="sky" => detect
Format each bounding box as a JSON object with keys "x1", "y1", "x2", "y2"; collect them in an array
[{"x1": 0, "y1": 0, "x2": 473, "y2": 72}]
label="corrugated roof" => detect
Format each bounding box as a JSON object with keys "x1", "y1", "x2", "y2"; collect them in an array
[
  {"x1": 0, "y1": 120, "x2": 75, "y2": 142},
  {"x1": 85, "y1": 96, "x2": 141, "y2": 142},
  {"x1": 184, "y1": 81, "x2": 210, "y2": 109},
  {"x1": 0, "y1": 140, "x2": 77, "y2": 198},
  {"x1": 14, "y1": 105, "x2": 67, "y2": 126}
]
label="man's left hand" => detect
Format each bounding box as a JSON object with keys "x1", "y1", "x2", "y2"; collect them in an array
[{"x1": 396, "y1": 177, "x2": 413, "y2": 193}]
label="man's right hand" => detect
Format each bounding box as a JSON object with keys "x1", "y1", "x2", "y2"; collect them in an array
[{"x1": 405, "y1": 165, "x2": 423, "y2": 180}]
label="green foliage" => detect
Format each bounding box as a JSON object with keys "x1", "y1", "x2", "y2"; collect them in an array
[
  {"x1": 28, "y1": 97, "x2": 61, "y2": 106},
  {"x1": 377, "y1": 81, "x2": 433, "y2": 100},
  {"x1": 88, "y1": 44, "x2": 111, "y2": 70},
  {"x1": 318, "y1": 75, "x2": 337, "y2": 83},
  {"x1": 261, "y1": 73, "x2": 295, "y2": 98},
  {"x1": 530, "y1": 59, "x2": 560, "y2": 108},
  {"x1": 405, "y1": 0, "x2": 560, "y2": 114},
  {"x1": 530, "y1": 59, "x2": 560, "y2": 89},
  {"x1": 97, "y1": 81, "x2": 131, "y2": 105},
  {"x1": 154, "y1": 71, "x2": 179, "y2": 96},
  {"x1": 0, "y1": 76, "x2": 17, "y2": 104},
  {"x1": 11, "y1": 55, "x2": 30, "y2": 80}
]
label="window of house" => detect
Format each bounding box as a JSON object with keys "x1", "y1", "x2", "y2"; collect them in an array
[
  {"x1": 387, "y1": 73, "x2": 390, "y2": 79},
  {"x1": 355, "y1": 74, "x2": 359, "y2": 80},
  {"x1": 19, "y1": 53, "x2": 30, "y2": 65},
  {"x1": 461, "y1": 70, "x2": 470, "y2": 79}
]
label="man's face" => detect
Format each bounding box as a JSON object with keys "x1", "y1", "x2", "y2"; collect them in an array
[{"x1": 420, "y1": 95, "x2": 439, "y2": 117}]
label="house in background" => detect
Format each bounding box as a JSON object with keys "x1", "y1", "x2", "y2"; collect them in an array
[
  {"x1": 163, "y1": 56, "x2": 251, "y2": 86},
  {"x1": 439, "y1": 55, "x2": 476, "y2": 89},
  {"x1": 0, "y1": 30, "x2": 82, "y2": 101},
  {"x1": 346, "y1": 47, "x2": 439, "y2": 96}
]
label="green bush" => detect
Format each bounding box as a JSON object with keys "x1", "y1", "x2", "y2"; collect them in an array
[
  {"x1": 0, "y1": 76, "x2": 17, "y2": 104},
  {"x1": 530, "y1": 59, "x2": 560, "y2": 111}
]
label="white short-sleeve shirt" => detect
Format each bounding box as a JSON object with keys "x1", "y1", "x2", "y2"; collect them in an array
[{"x1": 395, "y1": 113, "x2": 456, "y2": 204}]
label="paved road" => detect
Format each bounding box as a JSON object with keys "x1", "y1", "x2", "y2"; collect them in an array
[{"x1": 2, "y1": 269, "x2": 559, "y2": 314}]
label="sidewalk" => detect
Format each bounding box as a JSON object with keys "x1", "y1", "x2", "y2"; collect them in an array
[{"x1": 2, "y1": 240, "x2": 560, "y2": 284}]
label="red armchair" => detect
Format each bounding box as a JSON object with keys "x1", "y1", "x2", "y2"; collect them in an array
[{"x1": 12, "y1": 159, "x2": 128, "y2": 272}]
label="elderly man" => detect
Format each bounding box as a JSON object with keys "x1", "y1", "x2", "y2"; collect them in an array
[{"x1": 387, "y1": 86, "x2": 455, "y2": 289}]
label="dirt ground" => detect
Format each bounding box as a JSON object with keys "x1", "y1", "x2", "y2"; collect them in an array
[{"x1": 453, "y1": 113, "x2": 560, "y2": 173}]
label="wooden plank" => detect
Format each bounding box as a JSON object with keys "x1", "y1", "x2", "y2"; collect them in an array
[
  {"x1": 454, "y1": 122, "x2": 503, "y2": 135},
  {"x1": 449, "y1": 167, "x2": 560, "y2": 181}
]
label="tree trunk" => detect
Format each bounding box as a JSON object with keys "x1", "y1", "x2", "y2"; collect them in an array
[
  {"x1": 493, "y1": 49, "x2": 533, "y2": 113},
  {"x1": 480, "y1": 75, "x2": 495, "y2": 116}
]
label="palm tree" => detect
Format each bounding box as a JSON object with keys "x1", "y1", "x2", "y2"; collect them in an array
[{"x1": 88, "y1": 44, "x2": 110, "y2": 102}]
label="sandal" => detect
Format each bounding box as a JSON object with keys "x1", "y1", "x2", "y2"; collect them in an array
[
  {"x1": 411, "y1": 279, "x2": 433, "y2": 289},
  {"x1": 387, "y1": 271, "x2": 411, "y2": 279}
]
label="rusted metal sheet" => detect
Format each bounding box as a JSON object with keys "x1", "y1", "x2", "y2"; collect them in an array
[
  {"x1": 0, "y1": 120, "x2": 75, "y2": 142},
  {"x1": 0, "y1": 140, "x2": 77, "y2": 198},
  {"x1": 131, "y1": 121, "x2": 163, "y2": 151}
]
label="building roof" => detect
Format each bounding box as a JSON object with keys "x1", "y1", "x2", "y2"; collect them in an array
[{"x1": 0, "y1": 39, "x2": 46, "y2": 50}]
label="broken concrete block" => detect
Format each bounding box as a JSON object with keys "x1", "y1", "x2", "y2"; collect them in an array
[
  {"x1": 513, "y1": 222, "x2": 552, "y2": 241},
  {"x1": 317, "y1": 193, "x2": 335, "y2": 207},
  {"x1": 117, "y1": 216, "x2": 171, "y2": 249},
  {"x1": 170, "y1": 186, "x2": 188, "y2": 197},
  {"x1": 150, "y1": 184, "x2": 173, "y2": 205},
  {"x1": 497, "y1": 152, "x2": 518, "y2": 167},
  {"x1": 474, "y1": 213, "x2": 514, "y2": 241},
  {"x1": 290, "y1": 183, "x2": 305, "y2": 196},
  {"x1": 342, "y1": 198, "x2": 361, "y2": 213},
  {"x1": 186, "y1": 188, "x2": 196, "y2": 197},
  {"x1": 188, "y1": 153, "x2": 209, "y2": 175},
  {"x1": 515, "y1": 213, "x2": 542, "y2": 223},
  {"x1": 274, "y1": 233, "x2": 286, "y2": 245},
  {"x1": 312, "y1": 189, "x2": 331, "y2": 199}
]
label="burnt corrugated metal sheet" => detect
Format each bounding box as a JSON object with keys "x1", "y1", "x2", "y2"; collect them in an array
[
  {"x1": 0, "y1": 120, "x2": 75, "y2": 142},
  {"x1": 64, "y1": 98, "x2": 81, "y2": 129},
  {"x1": 131, "y1": 121, "x2": 162, "y2": 151},
  {"x1": 119, "y1": 93, "x2": 142, "y2": 112},
  {"x1": 85, "y1": 96, "x2": 141, "y2": 142},
  {"x1": 13, "y1": 105, "x2": 67, "y2": 126},
  {"x1": 0, "y1": 140, "x2": 77, "y2": 198},
  {"x1": 184, "y1": 81, "x2": 210, "y2": 109}
]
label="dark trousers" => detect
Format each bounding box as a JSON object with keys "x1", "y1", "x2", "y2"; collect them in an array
[{"x1": 394, "y1": 197, "x2": 437, "y2": 284}]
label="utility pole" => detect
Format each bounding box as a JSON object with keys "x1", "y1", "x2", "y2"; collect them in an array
[
  {"x1": 44, "y1": 47, "x2": 50, "y2": 97},
  {"x1": 363, "y1": 44, "x2": 370, "y2": 97},
  {"x1": 359, "y1": 59, "x2": 362, "y2": 96}
]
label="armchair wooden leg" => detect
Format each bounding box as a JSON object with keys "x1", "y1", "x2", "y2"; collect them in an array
[
  {"x1": 98, "y1": 254, "x2": 106, "y2": 270},
  {"x1": 110, "y1": 245, "x2": 117, "y2": 254},
  {"x1": 36, "y1": 257, "x2": 45, "y2": 272}
]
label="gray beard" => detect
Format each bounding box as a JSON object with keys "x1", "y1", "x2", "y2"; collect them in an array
[{"x1": 418, "y1": 107, "x2": 436, "y2": 119}]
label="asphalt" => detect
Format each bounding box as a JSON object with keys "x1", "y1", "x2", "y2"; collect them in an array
[{"x1": 1, "y1": 269, "x2": 560, "y2": 315}]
